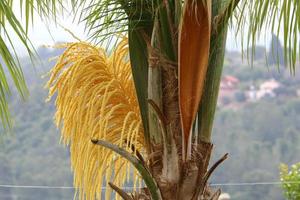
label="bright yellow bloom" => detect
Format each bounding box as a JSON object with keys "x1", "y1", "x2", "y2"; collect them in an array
[{"x1": 46, "y1": 38, "x2": 144, "y2": 200}]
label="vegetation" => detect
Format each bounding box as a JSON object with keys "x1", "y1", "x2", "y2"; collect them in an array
[
  {"x1": 1, "y1": 0, "x2": 300, "y2": 199},
  {"x1": 280, "y1": 163, "x2": 300, "y2": 200},
  {"x1": 0, "y1": 49, "x2": 300, "y2": 199}
]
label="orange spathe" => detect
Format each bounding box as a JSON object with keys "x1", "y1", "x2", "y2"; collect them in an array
[{"x1": 179, "y1": 0, "x2": 212, "y2": 152}]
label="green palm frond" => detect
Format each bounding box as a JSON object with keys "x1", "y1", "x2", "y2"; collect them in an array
[
  {"x1": 0, "y1": 0, "x2": 65, "y2": 130},
  {"x1": 197, "y1": 0, "x2": 300, "y2": 142},
  {"x1": 233, "y1": 0, "x2": 300, "y2": 71},
  {"x1": 0, "y1": 0, "x2": 32, "y2": 130},
  {"x1": 19, "y1": 0, "x2": 65, "y2": 29},
  {"x1": 76, "y1": 0, "x2": 156, "y2": 44}
]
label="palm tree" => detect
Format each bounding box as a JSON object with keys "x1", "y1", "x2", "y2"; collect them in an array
[
  {"x1": 2, "y1": 0, "x2": 300, "y2": 199},
  {"x1": 0, "y1": 0, "x2": 34, "y2": 130}
]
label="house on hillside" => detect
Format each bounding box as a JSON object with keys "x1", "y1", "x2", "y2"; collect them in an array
[
  {"x1": 218, "y1": 75, "x2": 240, "y2": 105},
  {"x1": 220, "y1": 75, "x2": 240, "y2": 89},
  {"x1": 246, "y1": 79, "x2": 281, "y2": 101},
  {"x1": 219, "y1": 193, "x2": 231, "y2": 200},
  {"x1": 257, "y1": 79, "x2": 281, "y2": 99},
  {"x1": 247, "y1": 85, "x2": 257, "y2": 101}
]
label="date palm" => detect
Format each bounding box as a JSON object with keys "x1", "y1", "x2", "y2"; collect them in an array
[{"x1": 2, "y1": 0, "x2": 300, "y2": 199}]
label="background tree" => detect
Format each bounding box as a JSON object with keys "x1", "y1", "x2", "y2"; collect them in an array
[{"x1": 1, "y1": 0, "x2": 300, "y2": 200}]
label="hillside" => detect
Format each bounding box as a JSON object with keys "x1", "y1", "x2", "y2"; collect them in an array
[{"x1": 0, "y1": 44, "x2": 300, "y2": 199}]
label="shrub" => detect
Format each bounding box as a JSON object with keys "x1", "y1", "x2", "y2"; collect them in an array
[{"x1": 280, "y1": 163, "x2": 300, "y2": 200}]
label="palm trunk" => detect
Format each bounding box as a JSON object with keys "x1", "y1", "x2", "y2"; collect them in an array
[
  {"x1": 131, "y1": 30, "x2": 228, "y2": 200},
  {"x1": 121, "y1": 1, "x2": 234, "y2": 199}
]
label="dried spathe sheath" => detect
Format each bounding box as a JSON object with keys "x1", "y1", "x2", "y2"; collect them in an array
[{"x1": 179, "y1": 0, "x2": 211, "y2": 154}]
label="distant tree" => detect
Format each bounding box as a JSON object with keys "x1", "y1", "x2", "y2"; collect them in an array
[
  {"x1": 268, "y1": 34, "x2": 285, "y2": 66},
  {"x1": 280, "y1": 163, "x2": 300, "y2": 200},
  {"x1": 274, "y1": 86, "x2": 297, "y2": 97},
  {"x1": 221, "y1": 96, "x2": 231, "y2": 106},
  {"x1": 284, "y1": 100, "x2": 300, "y2": 114},
  {"x1": 248, "y1": 45, "x2": 267, "y2": 61},
  {"x1": 0, "y1": 155, "x2": 13, "y2": 200},
  {"x1": 235, "y1": 91, "x2": 246, "y2": 102}
]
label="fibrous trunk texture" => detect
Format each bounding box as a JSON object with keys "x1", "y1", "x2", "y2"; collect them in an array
[
  {"x1": 120, "y1": 141, "x2": 223, "y2": 200},
  {"x1": 115, "y1": 47, "x2": 223, "y2": 199}
]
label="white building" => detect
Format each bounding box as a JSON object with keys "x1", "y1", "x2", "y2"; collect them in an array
[
  {"x1": 246, "y1": 79, "x2": 281, "y2": 101},
  {"x1": 219, "y1": 193, "x2": 231, "y2": 200},
  {"x1": 256, "y1": 79, "x2": 280, "y2": 99}
]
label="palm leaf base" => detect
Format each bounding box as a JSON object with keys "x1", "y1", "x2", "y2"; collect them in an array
[{"x1": 110, "y1": 141, "x2": 226, "y2": 200}]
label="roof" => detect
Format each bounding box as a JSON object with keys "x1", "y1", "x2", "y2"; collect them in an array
[
  {"x1": 260, "y1": 79, "x2": 280, "y2": 90},
  {"x1": 223, "y1": 75, "x2": 239, "y2": 83}
]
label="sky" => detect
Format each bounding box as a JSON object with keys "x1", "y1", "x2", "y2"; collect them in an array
[
  {"x1": 23, "y1": 18, "x2": 269, "y2": 51},
  {"x1": 8, "y1": 5, "x2": 273, "y2": 57}
]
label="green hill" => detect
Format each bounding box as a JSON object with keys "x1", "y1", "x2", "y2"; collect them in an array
[{"x1": 0, "y1": 47, "x2": 300, "y2": 199}]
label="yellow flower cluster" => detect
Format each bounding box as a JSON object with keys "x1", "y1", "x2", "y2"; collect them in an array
[{"x1": 46, "y1": 39, "x2": 144, "y2": 199}]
